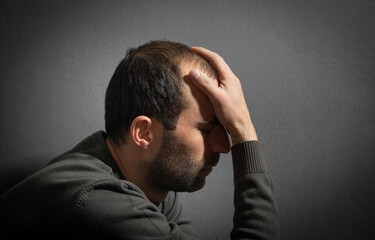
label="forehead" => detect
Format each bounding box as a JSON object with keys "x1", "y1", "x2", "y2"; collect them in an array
[{"x1": 178, "y1": 62, "x2": 216, "y2": 123}]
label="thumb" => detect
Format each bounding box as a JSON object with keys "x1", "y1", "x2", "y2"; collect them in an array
[{"x1": 189, "y1": 69, "x2": 218, "y2": 98}]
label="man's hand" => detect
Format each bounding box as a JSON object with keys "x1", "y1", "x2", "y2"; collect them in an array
[{"x1": 189, "y1": 47, "x2": 258, "y2": 145}]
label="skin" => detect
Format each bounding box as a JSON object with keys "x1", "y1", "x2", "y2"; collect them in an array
[
  {"x1": 142, "y1": 63, "x2": 232, "y2": 193},
  {"x1": 189, "y1": 47, "x2": 258, "y2": 144},
  {"x1": 107, "y1": 47, "x2": 257, "y2": 205}
]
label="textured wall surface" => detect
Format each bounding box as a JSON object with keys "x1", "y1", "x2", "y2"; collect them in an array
[{"x1": 1, "y1": 1, "x2": 374, "y2": 239}]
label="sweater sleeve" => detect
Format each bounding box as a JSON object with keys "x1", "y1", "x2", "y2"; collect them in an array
[{"x1": 230, "y1": 141, "x2": 280, "y2": 240}]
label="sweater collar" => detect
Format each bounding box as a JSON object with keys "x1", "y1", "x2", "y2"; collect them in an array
[{"x1": 87, "y1": 131, "x2": 125, "y2": 180}]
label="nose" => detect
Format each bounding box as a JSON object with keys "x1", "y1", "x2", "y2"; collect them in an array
[{"x1": 208, "y1": 124, "x2": 231, "y2": 154}]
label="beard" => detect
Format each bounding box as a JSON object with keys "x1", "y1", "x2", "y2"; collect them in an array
[{"x1": 146, "y1": 130, "x2": 219, "y2": 193}]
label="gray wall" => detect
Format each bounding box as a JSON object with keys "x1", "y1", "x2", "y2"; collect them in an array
[{"x1": 1, "y1": 0, "x2": 374, "y2": 239}]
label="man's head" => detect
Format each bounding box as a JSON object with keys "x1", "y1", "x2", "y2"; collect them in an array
[
  {"x1": 105, "y1": 40, "x2": 216, "y2": 145},
  {"x1": 105, "y1": 41, "x2": 230, "y2": 194}
]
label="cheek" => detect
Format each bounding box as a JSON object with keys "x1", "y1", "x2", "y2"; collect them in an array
[{"x1": 176, "y1": 128, "x2": 206, "y2": 160}]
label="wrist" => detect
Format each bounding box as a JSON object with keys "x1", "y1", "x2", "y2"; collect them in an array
[{"x1": 230, "y1": 123, "x2": 258, "y2": 145}]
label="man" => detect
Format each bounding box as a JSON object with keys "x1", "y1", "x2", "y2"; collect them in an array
[{"x1": 0, "y1": 41, "x2": 279, "y2": 239}]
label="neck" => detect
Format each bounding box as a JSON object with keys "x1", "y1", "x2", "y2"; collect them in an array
[
  {"x1": 134, "y1": 181, "x2": 169, "y2": 205},
  {"x1": 106, "y1": 138, "x2": 168, "y2": 205}
]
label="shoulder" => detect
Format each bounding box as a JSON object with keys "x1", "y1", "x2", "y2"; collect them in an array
[
  {"x1": 0, "y1": 151, "x2": 139, "y2": 234},
  {"x1": 71, "y1": 178, "x2": 169, "y2": 238},
  {"x1": 46, "y1": 152, "x2": 114, "y2": 180}
]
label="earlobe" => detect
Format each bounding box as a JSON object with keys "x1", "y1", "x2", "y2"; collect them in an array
[{"x1": 130, "y1": 116, "x2": 153, "y2": 149}]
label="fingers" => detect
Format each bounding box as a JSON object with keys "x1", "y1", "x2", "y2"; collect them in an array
[
  {"x1": 190, "y1": 47, "x2": 233, "y2": 78},
  {"x1": 189, "y1": 69, "x2": 218, "y2": 100}
]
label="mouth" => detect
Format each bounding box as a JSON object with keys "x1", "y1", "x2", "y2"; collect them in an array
[
  {"x1": 205, "y1": 154, "x2": 220, "y2": 168},
  {"x1": 200, "y1": 154, "x2": 220, "y2": 175}
]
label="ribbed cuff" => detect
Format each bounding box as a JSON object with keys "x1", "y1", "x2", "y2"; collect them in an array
[{"x1": 231, "y1": 141, "x2": 268, "y2": 183}]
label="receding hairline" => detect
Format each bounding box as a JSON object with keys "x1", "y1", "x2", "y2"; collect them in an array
[
  {"x1": 179, "y1": 52, "x2": 218, "y2": 80},
  {"x1": 177, "y1": 57, "x2": 219, "y2": 115},
  {"x1": 132, "y1": 40, "x2": 217, "y2": 80}
]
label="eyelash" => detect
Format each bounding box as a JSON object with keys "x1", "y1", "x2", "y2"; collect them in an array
[{"x1": 200, "y1": 129, "x2": 211, "y2": 136}]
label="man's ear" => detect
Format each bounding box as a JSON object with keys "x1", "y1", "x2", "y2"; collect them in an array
[{"x1": 130, "y1": 116, "x2": 153, "y2": 149}]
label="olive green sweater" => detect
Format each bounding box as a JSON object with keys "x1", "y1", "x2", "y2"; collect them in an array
[{"x1": 0, "y1": 131, "x2": 279, "y2": 239}]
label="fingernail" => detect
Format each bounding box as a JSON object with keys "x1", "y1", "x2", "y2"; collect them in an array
[{"x1": 190, "y1": 69, "x2": 200, "y2": 79}]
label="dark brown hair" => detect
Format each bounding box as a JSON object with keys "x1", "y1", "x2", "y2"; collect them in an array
[{"x1": 105, "y1": 40, "x2": 215, "y2": 145}]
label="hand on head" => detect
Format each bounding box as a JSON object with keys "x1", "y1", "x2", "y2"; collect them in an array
[{"x1": 189, "y1": 47, "x2": 258, "y2": 145}]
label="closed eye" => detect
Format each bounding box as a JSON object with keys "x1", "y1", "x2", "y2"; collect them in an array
[
  {"x1": 200, "y1": 129, "x2": 211, "y2": 136},
  {"x1": 197, "y1": 121, "x2": 217, "y2": 136}
]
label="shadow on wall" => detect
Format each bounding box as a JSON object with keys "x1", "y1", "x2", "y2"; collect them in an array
[{"x1": 0, "y1": 159, "x2": 46, "y2": 195}]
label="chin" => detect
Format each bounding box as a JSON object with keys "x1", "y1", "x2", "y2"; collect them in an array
[{"x1": 185, "y1": 178, "x2": 206, "y2": 193}]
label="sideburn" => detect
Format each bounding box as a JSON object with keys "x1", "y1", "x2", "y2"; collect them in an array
[{"x1": 146, "y1": 130, "x2": 204, "y2": 193}]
